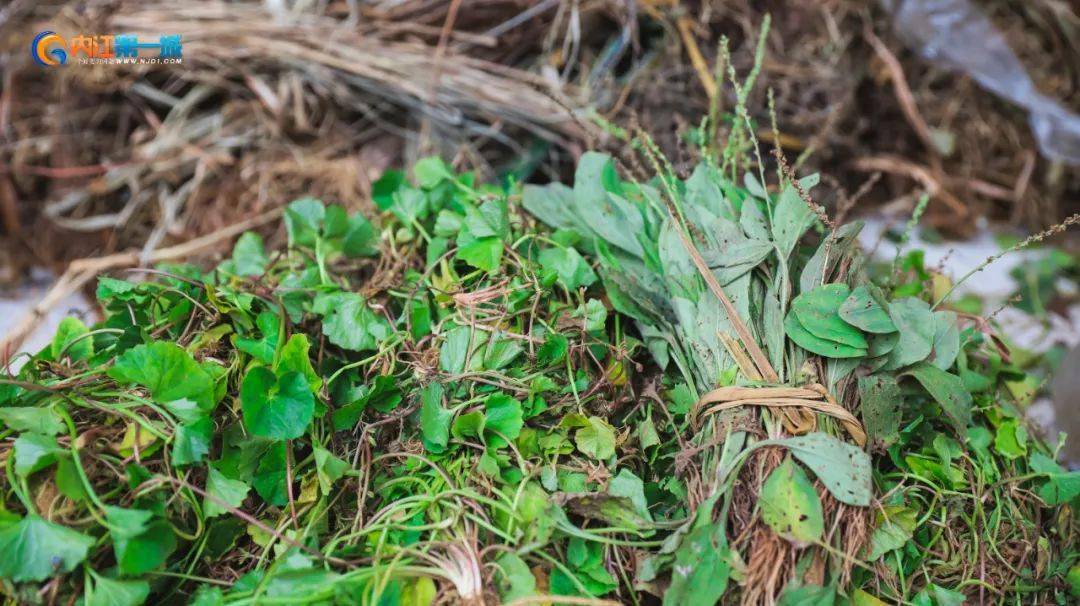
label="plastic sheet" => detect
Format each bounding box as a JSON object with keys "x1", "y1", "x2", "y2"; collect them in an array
[{"x1": 883, "y1": 0, "x2": 1080, "y2": 164}]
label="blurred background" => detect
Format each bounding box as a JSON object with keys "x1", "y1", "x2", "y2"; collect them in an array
[{"x1": 1, "y1": 0, "x2": 1078, "y2": 456}]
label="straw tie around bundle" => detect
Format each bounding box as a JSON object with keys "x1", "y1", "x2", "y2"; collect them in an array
[{"x1": 691, "y1": 383, "x2": 867, "y2": 447}]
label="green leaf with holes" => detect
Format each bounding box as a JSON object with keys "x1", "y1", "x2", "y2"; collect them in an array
[
  {"x1": 858, "y1": 374, "x2": 903, "y2": 449},
  {"x1": 663, "y1": 494, "x2": 731, "y2": 606},
  {"x1": 760, "y1": 458, "x2": 824, "y2": 546},
  {"x1": 840, "y1": 285, "x2": 895, "y2": 334},
  {"x1": 776, "y1": 433, "x2": 872, "y2": 506}
]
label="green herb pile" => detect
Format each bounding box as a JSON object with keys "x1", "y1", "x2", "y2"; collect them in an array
[{"x1": 2, "y1": 142, "x2": 1078, "y2": 604}]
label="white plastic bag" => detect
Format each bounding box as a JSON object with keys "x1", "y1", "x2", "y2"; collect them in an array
[{"x1": 884, "y1": 0, "x2": 1080, "y2": 164}]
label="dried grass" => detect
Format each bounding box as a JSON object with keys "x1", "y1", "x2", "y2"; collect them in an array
[
  {"x1": 0, "y1": 0, "x2": 603, "y2": 270},
  {"x1": 2, "y1": 0, "x2": 1078, "y2": 283}
]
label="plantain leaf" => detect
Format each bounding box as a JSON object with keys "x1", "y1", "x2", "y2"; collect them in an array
[
  {"x1": 776, "y1": 433, "x2": 872, "y2": 506},
  {"x1": 858, "y1": 374, "x2": 903, "y2": 449},
  {"x1": 799, "y1": 222, "x2": 863, "y2": 293},
  {"x1": 904, "y1": 363, "x2": 972, "y2": 433},
  {"x1": 793, "y1": 284, "x2": 868, "y2": 349},
  {"x1": 771, "y1": 176, "x2": 819, "y2": 259},
  {"x1": 929, "y1": 311, "x2": 960, "y2": 371},
  {"x1": 884, "y1": 298, "x2": 935, "y2": 369},
  {"x1": 785, "y1": 313, "x2": 867, "y2": 358},
  {"x1": 840, "y1": 285, "x2": 896, "y2": 334},
  {"x1": 760, "y1": 458, "x2": 825, "y2": 546}
]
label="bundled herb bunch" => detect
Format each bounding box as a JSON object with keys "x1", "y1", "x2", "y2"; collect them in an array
[
  {"x1": 523, "y1": 139, "x2": 1079, "y2": 603},
  {"x1": 1, "y1": 136, "x2": 1078, "y2": 604}
]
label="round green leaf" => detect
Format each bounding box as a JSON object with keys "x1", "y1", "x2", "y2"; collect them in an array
[
  {"x1": 87, "y1": 571, "x2": 150, "y2": 606},
  {"x1": 51, "y1": 317, "x2": 93, "y2": 362},
  {"x1": 0, "y1": 516, "x2": 94, "y2": 582},
  {"x1": 108, "y1": 341, "x2": 216, "y2": 410},
  {"x1": 204, "y1": 467, "x2": 251, "y2": 518},
  {"x1": 419, "y1": 383, "x2": 451, "y2": 454},
  {"x1": 105, "y1": 506, "x2": 177, "y2": 576},
  {"x1": 241, "y1": 367, "x2": 315, "y2": 440},
  {"x1": 495, "y1": 552, "x2": 537, "y2": 602},
  {"x1": 576, "y1": 416, "x2": 617, "y2": 460},
  {"x1": 13, "y1": 432, "x2": 64, "y2": 477},
  {"x1": 484, "y1": 392, "x2": 523, "y2": 448},
  {"x1": 456, "y1": 236, "x2": 504, "y2": 272},
  {"x1": 865, "y1": 505, "x2": 917, "y2": 561},
  {"x1": 226, "y1": 231, "x2": 269, "y2": 277},
  {"x1": 314, "y1": 293, "x2": 392, "y2": 353}
]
